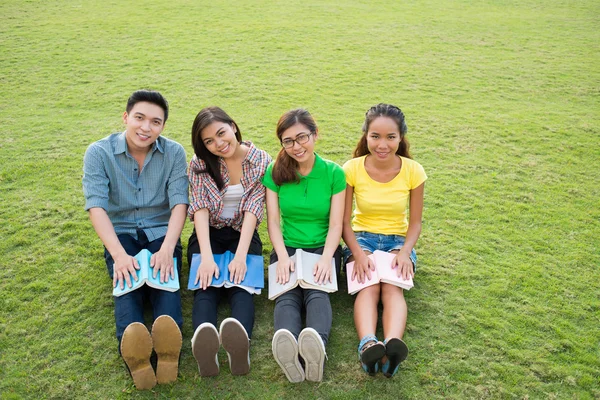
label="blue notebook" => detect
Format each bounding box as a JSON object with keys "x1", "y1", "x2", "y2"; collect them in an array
[
  {"x1": 112, "y1": 249, "x2": 179, "y2": 297},
  {"x1": 188, "y1": 251, "x2": 265, "y2": 295}
]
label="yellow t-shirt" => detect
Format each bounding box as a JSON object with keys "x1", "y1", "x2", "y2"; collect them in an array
[{"x1": 343, "y1": 155, "x2": 427, "y2": 236}]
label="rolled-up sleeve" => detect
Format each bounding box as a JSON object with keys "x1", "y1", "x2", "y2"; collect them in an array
[
  {"x1": 167, "y1": 144, "x2": 190, "y2": 209},
  {"x1": 241, "y1": 179, "x2": 267, "y2": 223},
  {"x1": 241, "y1": 151, "x2": 271, "y2": 223},
  {"x1": 82, "y1": 144, "x2": 110, "y2": 211},
  {"x1": 187, "y1": 156, "x2": 212, "y2": 220}
]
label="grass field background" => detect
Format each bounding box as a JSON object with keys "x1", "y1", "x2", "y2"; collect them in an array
[{"x1": 1, "y1": 0, "x2": 599, "y2": 398}]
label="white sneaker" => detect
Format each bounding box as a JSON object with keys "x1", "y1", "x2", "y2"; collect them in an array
[
  {"x1": 191, "y1": 323, "x2": 220, "y2": 377},
  {"x1": 272, "y1": 329, "x2": 305, "y2": 383},
  {"x1": 220, "y1": 318, "x2": 250, "y2": 375},
  {"x1": 298, "y1": 327, "x2": 326, "y2": 382}
]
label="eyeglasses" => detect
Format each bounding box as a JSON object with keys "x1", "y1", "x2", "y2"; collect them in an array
[{"x1": 281, "y1": 132, "x2": 313, "y2": 149}]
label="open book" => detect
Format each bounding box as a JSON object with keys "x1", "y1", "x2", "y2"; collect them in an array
[
  {"x1": 112, "y1": 249, "x2": 179, "y2": 297},
  {"x1": 346, "y1": 250, "x2": 414, "y2": 295},
  {"x1": 187, "y1": 251, "x2": 265, "y2": 295},
  {"x1": 268, "y1": 249, "x2": 338, "y2": 300}
]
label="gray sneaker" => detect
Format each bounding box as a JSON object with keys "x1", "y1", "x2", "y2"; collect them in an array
[
  {"x1": 272, "y1": 329, "x2": 305, "y2": 383},
  {"x1": 220, "y1": 318, "x2": 250, "y2": 376},
  {"x1": 298, "y1": 327, "x2": 326, "y2": 382},
  {"x1": 191, "y1": 323, "x2": 220, "y2": 377}
]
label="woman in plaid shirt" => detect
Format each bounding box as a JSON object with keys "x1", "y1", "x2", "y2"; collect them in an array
[{"x1": 187, "y1": 107, "x2": 271, "y2": 377}]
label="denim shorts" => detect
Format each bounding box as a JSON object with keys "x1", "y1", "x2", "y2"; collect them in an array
[{"x1": 343, "y1": 231, "x2": 417, "y2": 270}]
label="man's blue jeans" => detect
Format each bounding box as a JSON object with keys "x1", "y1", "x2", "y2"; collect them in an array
[{"x1": 104, "y1": 230, "x2": 183, "y2": 344}]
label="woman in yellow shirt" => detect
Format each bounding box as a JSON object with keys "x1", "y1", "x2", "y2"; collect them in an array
[{"x1": 342, "y1": 103, "x2": 427, "y2": 377}]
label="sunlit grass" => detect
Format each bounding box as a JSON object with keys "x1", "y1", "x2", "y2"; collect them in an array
[{"x1": 1, "y1": 0, "x2": 598, "y2": 398}]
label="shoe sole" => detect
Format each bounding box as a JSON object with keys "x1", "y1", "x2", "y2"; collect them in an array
[
  {"x1": 120, "y1": 322, "x2": 156, "y2": 390},
  {"x1": 383, "y1": 338, "x2": 409, "y2": 377},
  {"x1": 298, "y1": 328, "x2": 325, "y2": 382},
  {"x1": 361, "y1": 342, "x2": 386, "y2": 375},
  {"x1": 272, "y1": 330, "x2": 305, "y2": 383},
  {"x1": 151, "y1": 315, "x2": 182, "y2": 384},
  {"x1": 220, "y1": 319, "x2": 250, "y2": 376},
  {"x1": 191, "y1": 323, "x2": 220, "y2": 377}
]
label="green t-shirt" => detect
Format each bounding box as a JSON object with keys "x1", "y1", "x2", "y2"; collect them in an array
[{"x1": 262, "y1": 153, "x2": 346, "y2": 248}]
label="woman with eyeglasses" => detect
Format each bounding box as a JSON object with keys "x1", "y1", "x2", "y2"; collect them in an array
[{"x1": 262, "y1": 108, "x2": 346, "y2": 383}]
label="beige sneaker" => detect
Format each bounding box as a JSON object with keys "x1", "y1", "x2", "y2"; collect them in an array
[
  {"x1": 120, "y1": 322, "x2": 156, "y2": 390},
  {"x1": 298, "y1": 327, "x2": 326, "y2": 382},
  {"x1": 151, "y1": 315, "x2": 182, "y2": 384},
  {"x1": 220, "y1": 318, "x2": 250, "y2": 375},
  {"x1": 272, "y1": 329, "x2": 305, "y2": 383},
  {"x1": 191, "y1": 323, "x2": 220, "y2": 377}
]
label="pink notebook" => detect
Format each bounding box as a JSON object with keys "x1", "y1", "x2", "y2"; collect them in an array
[{"x1": 346, "y1": 250, "x2": 414, "y2": 295}]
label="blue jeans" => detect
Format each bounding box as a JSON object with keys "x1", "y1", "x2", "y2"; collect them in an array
[
  {"x1": 187, "y1": 226, "x2": 262, "y2": 338},
  {"x1": 270, "y1": 245, "x2": 342, "y2": 347},
  {"x1": 344, "y1": 232, "x2": 417, "y2": 270},
  {"x1": 104, "y1": 230, "x2": 183, "y2": 344}
]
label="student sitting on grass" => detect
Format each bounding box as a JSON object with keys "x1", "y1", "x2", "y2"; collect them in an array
[
  {"x1": 187, "y1": 107, "x2": 271, "y2": 377},
  {"x1": 82, "y1": 90, "x2": 189, "y2": 390},
  {"x1": 263, "y1": 109, "x2": 346, "y2": 383},
  {"x1": 342, "y1": 104, "x2": 426, "y2": 377}
]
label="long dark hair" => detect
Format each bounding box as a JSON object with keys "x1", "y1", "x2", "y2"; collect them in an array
[
  {"x1": 353, "y1": 103, "x2": 411, "y2": 159},
  {"x1": 272, "y1": 109, "x2": 318, "y2": 185},
  {"x1": 191, "y1": 107, "x2": 242, "y2": 190}
]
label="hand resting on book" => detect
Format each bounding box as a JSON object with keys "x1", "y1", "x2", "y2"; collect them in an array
[
  {"x1": 350, "y1": 251, "x2": 376, "y2": 284},
  {"x1": 392, "y1": 251, "x2": 414, "y2": 281},
  {"x1": 228, "y1": 256, "x2": 248, "y2": 285},
  {"x1": 150, "y1": 246, "x2": 176, "y2": 283},
  {"x1": 196, "y1": 258, "x2": 220, "y2": 290},
  {"x1": 314, "y1": 255, "x2": 333, "y2": 285},
  {"x1": 276, "y1": 256, "x2": 295, "y2": 284},
  {"x1": 113, "y1": 252, "x2": 140, "y2": 289}
]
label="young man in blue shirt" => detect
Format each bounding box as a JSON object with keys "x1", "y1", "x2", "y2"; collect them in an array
[{"x1": 83, "y1": 90, "x2": 188, "y2": 389}]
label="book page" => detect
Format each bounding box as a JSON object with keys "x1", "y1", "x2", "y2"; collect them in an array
[
  {"x1": 136, "y1": 249, "x2": 151, "y2": 282},
  {"x1": 112, "y1": 250, "x2": 148, "y2": 296},
  {"x1": 373, "y1": 250, "x2": 413, "y2": 290},
  {"x1": 188, "y1": 253, "x2": 227, "y2": 289},
  {"x1": 146, "y1": 257, "x2": 180, "y2": 292},
  {"x1": 223, "y1": 253, "x2": 264, "y2": 293},
  {"x1": 267, "y1": 260, "x2": 299, "y2": 300},
  {"x1": 346, "y1": 253, "x2": 381, "y2": 295},
  {"x1": 297, "y1": 249, "x2": 338, "y2": 292}
]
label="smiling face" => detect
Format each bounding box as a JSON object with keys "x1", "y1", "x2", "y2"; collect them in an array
[
  {"x1": 200, "y1": 121, "x2": 240, "y2": 158},
  {"x1": 123, "y1": 101, "x2": 165, "y2": 154},
  {"x1": 366, "y1": 116, "x2": 401, "y2": 161},
  {"x1": 281, "y1": 123, "x2": 316, "y2": 164}
]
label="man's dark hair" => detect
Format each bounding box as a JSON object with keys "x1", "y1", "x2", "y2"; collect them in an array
[{"x1": 126, "y1": 90, "x2": 169, "y2": 123}]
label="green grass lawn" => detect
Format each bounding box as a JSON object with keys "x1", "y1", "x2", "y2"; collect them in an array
[{"x1": 1, "y1": 0, "x2": 599, "y2": 398}]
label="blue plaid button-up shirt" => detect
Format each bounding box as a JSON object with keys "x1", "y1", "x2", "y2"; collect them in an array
[{"x1": 83, "y1": 132, "x2": 189, "y2": 241}]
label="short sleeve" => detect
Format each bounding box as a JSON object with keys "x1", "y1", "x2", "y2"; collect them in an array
[
  {"x1": 409, "y1": 160, "x2": 427, "y2": 189},
  {"x1": 261, "y1": 162, "x2": 280, "y2": 193},
  {"x1": 342, "y1": 158, "x2": 356, "y2": 187},
  {"x1": 331, "y1": 163, "x2": 346, "y2": 194},
  {"x1": 82, "y1": 143, "x2": 109, "y2": 211},
  {"x1": 167, "y1": 143, "x2": 190, "y2": 209}
]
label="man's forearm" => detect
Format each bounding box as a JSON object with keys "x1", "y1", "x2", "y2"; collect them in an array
[
  {"x1": 161, "y1": 203, "x2": 188, "y2": 251},
  {"x1": 88, "y1": 207, "x2": 127, "y2": 258}
]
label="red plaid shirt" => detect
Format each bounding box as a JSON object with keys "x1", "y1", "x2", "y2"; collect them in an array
[{"x1": 188, "y1": 141, "x2": 272, "y2": 231}]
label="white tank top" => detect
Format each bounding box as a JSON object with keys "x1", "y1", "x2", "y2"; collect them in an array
[{"x1": 221, "y1": 184, "x2": 243, "y2": 219}]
